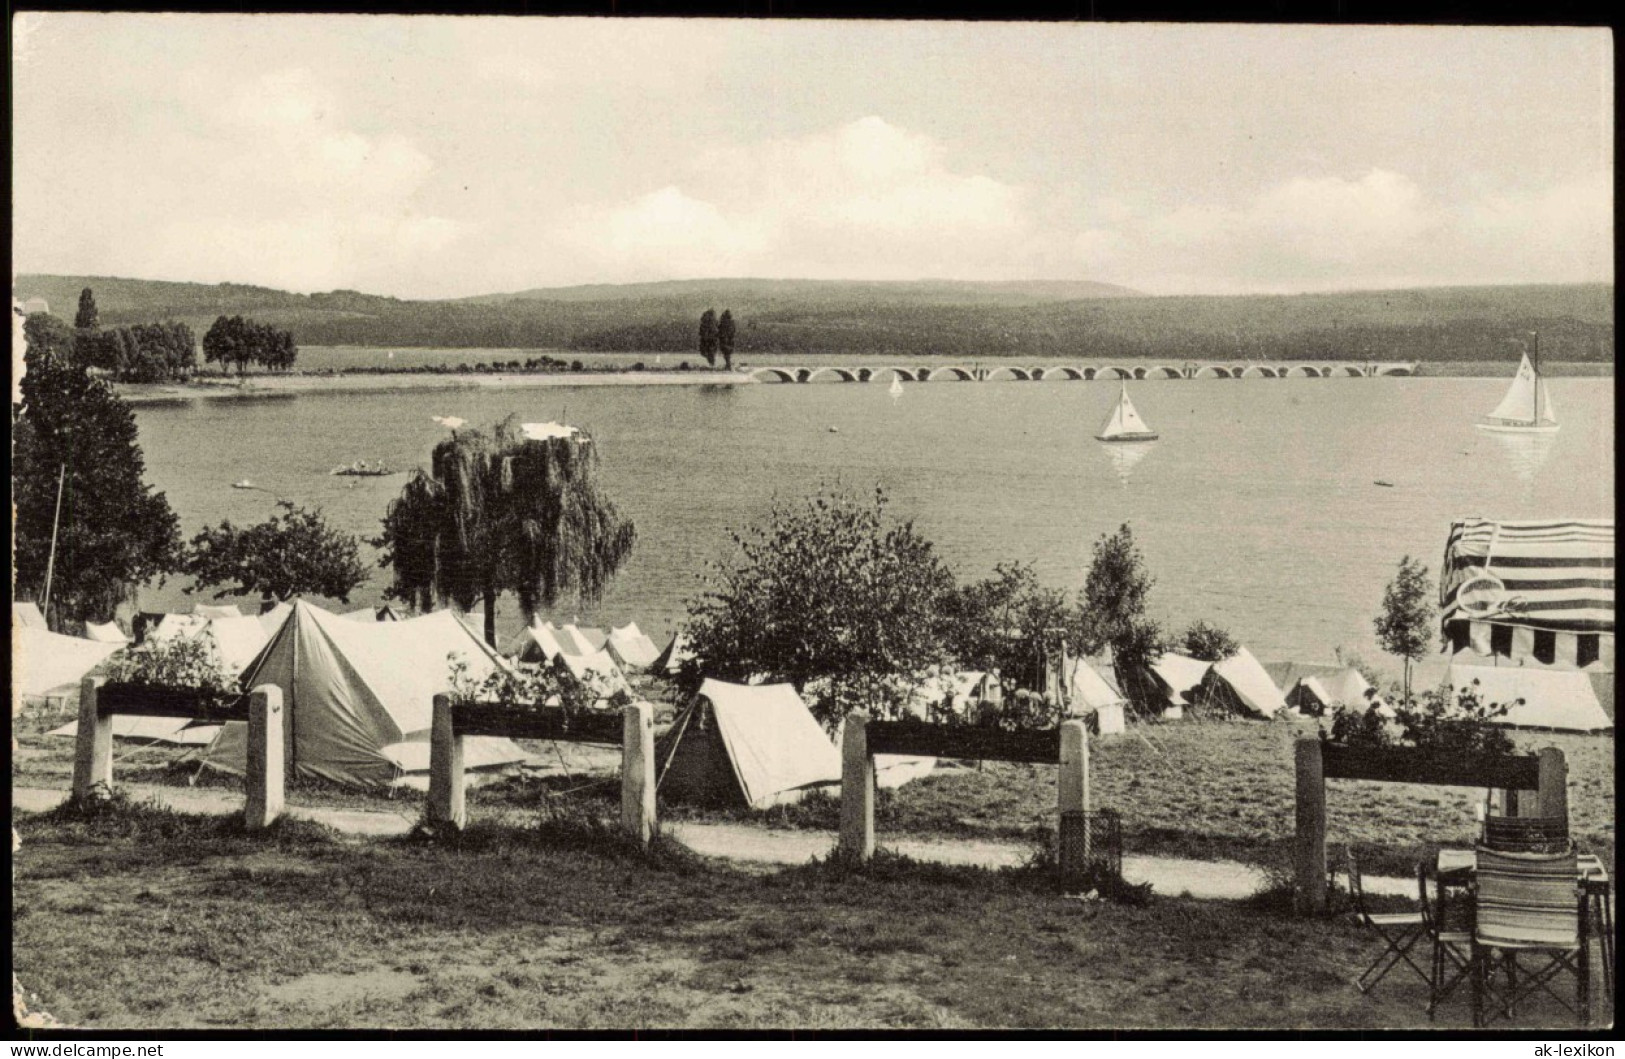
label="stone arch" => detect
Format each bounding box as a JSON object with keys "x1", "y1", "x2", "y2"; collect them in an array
[
  {"x1": 1284, "y1": 365, "x2": 1322, "y2": 378},
  {"x1": 1240, "y1": 365, "x2": 1278, "y2": 378},
  {"x1": 1132, "y1": 367, "x2": 1148, "y2": 380},
  {"x1": 1193, "y1": 365, "x2": 1232, "y2": 379},
  {"x1": 806, "y1": 366, "x2": 859, "y2": 383},
  {"x1": 1037, "y1": 365, "x2": 1087, "y2": 381},
  {"x1": 750, "y1": 367, "x2": 799, "y2": 383},
  {"x1": 1378, "y1": 364, "x2": 1413, "y2": 377},
  {"x1": 866, "y1": 366, "x2": 913, "y2": 383},
  {"x1": 1335, "y1": 365, "x2": 1364, "y2": 377},
  {"x1": 984, "y1": 365, "x2": 1031, "y2": 382},
  {"x1": 1145, "y1": 365, "x2": 1183, "y2": 379},
  {"x1": 1096, "y1": 365, "x2": 1131, "y2": 380},
  {"x1": 926, "y1": 366, "x2": 977, "y2": 382}
]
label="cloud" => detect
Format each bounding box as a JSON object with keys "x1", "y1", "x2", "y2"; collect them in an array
[{"x1": 553, "y1": 116, "x2": 1031, "y2": 281}]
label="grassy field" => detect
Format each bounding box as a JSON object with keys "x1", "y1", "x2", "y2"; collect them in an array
[
  {"x1": 13, "y1": 797, "x2": 1609, "y2": 1030},
  {"x1": 15, "y1": 704, "x2": 1611, "y2": 881}
]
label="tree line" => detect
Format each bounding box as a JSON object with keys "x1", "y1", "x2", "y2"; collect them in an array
[{"x1": 203, "y1": 314, "x2": 299, "y2": 374}]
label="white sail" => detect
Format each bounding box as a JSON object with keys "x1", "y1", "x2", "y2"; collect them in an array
[
  {"x1": 1536, "y1": 375, "x2": 1557, "y2": 424},
  {"x1": 1098, "y1": 385, "x2": 1154, "y2": 439},
  {"x1": 889, "y1": 377, "x2": 904, "y2": 399},
  {"x1": 1486, "y1": 352, "x2": 1546, "y2": 424}
]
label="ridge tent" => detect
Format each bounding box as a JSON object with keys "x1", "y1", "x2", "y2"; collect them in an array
[
  {"x1": 341, "y1": 605, "x2": 405, "y2": 623},
  {"x1": 1448, "y1": 663, "x2": 1612, "y2": 733},
  {"x1": 48, "y1": 716, "x2": 220, "y2": 746},
  {"x1": 149, "y1": 613, "x2": 208, "y2": 643},
  {"x1": 14, "y1": 627, "x2": 124, "y2": 707},
  {"x1": 193, "y1": 603, "x2": 242, "y2": 620},
  {"x1": 564, "y1": 624, "x2": 609, "y2": 653},
  {"x1": 12, "y1": 602, "x2": 48, "y2": 630},
  {"x1": 258, "y1": 602, "x2": 294, "y2": 638},
  {"x1": 553, "y1": 647, "x2": 634, "y2": 706},
  {"x1": 1062, "y1": 657, "x2": 1128, "y2": 715},
  {"x1": 656, "y1": 679, "x2": 841, "y2": 809},
  {"x1": 505, "y1": 621, "x2": 575, "y2": 664},
  {"x1": 84, "y1": 621, "x2": 130, "y2": 644},
  {"x1": 650, "y1": 632, "x2": 694, "y2": 676},
  {"x1": 202, "y1": 601, "x2": 531, "y2": 788},
  {"x1": 197, "y1": 613, "x2": 277, "y2": 678},
  {"x1": 909, "y1": 669, "x2": 1002, "y2": 721},
  {"x1": 606, "y1": 623, "x2": 661, "y2": 670},
  {"x1": 1286, "y1": 667, "x2": 1394, "y2": 718},
  {"x1": 550, "y1": 625, "x2": 591, "y2": 656},
  {"x1": 1146, "y1": 653, "x2": 1212, "y2": 708},
  {"x1": 1195, "y1": 647, "x2": 1287, "y2": 718},
  {"x1": 1262, "y1": 661, "x2": 1346, "y2": 696}
]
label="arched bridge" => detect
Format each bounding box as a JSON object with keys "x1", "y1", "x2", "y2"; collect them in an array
[{"x1": 747, "y1": 362, "x2": 1418, "y2": 383}]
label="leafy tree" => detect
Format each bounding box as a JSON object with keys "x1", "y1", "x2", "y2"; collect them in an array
[
  {"x1": 1373, "y1": 555, "x2": 1434, "y2": 701},
  {"x1": 1076, "y1": 524, "x2": 1166, "y2": 710},
  {"x1": 942, "y1": 561, "x2": 1070, "y2": 692},
  {"x1": 717, "y1": 309, "x2": 737, "y2": 370},
  {"x1": 203, "y1": 315, "x2": 297, "y2": 375},
  {"x1": 74, "y1": 287, "x2": 99, "y2": 330},
  {"x1": 1110, "y1": 616, "x2": 1171, "y2": 712},
  {"x1": 375, "y1": 417, "x2": 636, "y2": 645},
  {"x1": 1181, "y1": 619, "x2": 1239, "y2": 662},
  {"x1": 698, "y1": 309, "x2": 718, "y2": 368},
  {"x1": 684, "y1": 484, "x2": 954, "y2": 729},
  {"x1": 13, "y1": 315, "x2": 181, "y2": 628},
  {"x1": 83, "y1": 322, "x2": 198, "y2": 382},
  {"x1": 182, "y1": 501, "x2": 368, "y2": 604}
]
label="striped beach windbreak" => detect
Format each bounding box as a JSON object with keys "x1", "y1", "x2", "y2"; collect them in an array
[{"x1": 1440, "y1": 519, "x2": 1614, "y2": 636}]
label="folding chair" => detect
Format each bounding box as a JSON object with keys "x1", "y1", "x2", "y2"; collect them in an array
[
  {"x1": 1418, "y1": 862, "x2": 1472, "y2": 1017},
  {"x1": 1483, "y1": 815, "x2": 1570, "y2": 854},
  {"x1": 1471, "y1": 845, "x2": 1590, "y2": 1027},
  {"x1": 1346, "y1": 849, "x2": 1429, "y2": 993}
]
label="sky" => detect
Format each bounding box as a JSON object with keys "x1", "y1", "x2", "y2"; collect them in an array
[{"x1": 11, "y1": 16, "x2": 1614, "y2": 299}]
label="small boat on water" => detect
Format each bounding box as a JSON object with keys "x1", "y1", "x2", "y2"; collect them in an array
[
  {"x1": 1095, "y1": 384, "x2": 1159, "y2": 443},
  {"x1": 1478, "y1": 336, "x2": 1558, "y2": 434},
  {"x1": 330, "y1": 460, "x2": 397, "y2": 477},
  {"x1": 231, "y1": 479, "x2": 256, "y2": 490}
]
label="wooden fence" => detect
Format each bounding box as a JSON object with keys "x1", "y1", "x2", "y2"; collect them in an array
[
  {"x1": 427, "y1": 695, "x2": 656, "y2": 846},
  {"x1": 72, "y1": 676, "x2": 284, "y2": 829},
  {"x1": 1294, "y1": 738, "x2": 1567, "y2": 914},
  {"x1": 841, "y1": 713, "x2": 1096, "y2": 877}
]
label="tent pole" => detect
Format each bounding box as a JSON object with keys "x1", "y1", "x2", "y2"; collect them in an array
[{"x1": 42, "y1": 461, "x2": 66, "y2": 625}]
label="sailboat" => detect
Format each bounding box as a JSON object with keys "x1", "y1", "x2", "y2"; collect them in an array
[
  {"x1": 889, "y1": 377, "x2": 904, "y2": 401},
  {"x1": 1095, "y1": 383, "x2": 1159, "y2": 443},
  {"x1": 1478, "y1": 338, "x2": 1558, "y2": 434}
]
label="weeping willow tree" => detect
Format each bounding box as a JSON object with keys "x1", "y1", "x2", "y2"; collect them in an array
[{"x1": 375, "y1": 417, "x2": 636, "y2": 645}]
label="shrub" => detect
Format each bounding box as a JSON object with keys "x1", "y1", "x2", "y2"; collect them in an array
[
  {"x1": 570, "y1": 360, "x2": 584, "y2": 372},
  {"x1": 103, "y1": 634, "x2": 236, "y2": 695},
  {"x1": 1181, "y1": 620, "x2": 1239, "y2": 662}
]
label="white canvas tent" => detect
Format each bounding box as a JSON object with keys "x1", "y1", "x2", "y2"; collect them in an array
[
  {"x1": 1147, "y1": 653, "x2": 1212, "y2": 708},
  {"x1": 14, "y1": 627, "x2": 124, "y2": 706},
  {"x1": 49, "y1": 716, "x2": 220, "y2": 746},
  {"x1": 149, "y1": 613, "x2": 209, "y2": 643},
  {"x1": 84, "y1": 621, "x2": 130, "y2": 644},
  {"x1": 505, "y1": 621, "x2": 575, "y2": 664},
  {"x1": 606, "y1": 622, "x2": 661, "y2": 670},
  {"x1": 1448, "y1": 663, "x2": 1612, "y2": 733},
  {"x1": 553, "y1": 647, "x2": 634, "y2": 706},
  {"x1": 1063, "y1": 658, "x2": 1128, "y2": 715},
  {"x1": 193, "y1": 603, "x2": 242, "y2": 620},
  {"x1": 203, "y1": 601, "x2": 531, "y2": 788},
  {"x1": 1196, "y1": 647, "x2": 1287, "y2": 718},
  {"x1": 197, "y1": 613, "x2": 277, "y2": 678},
  {"x1": 258, "y1": 602, "x2": 294, "y2": 637},
  {"x1": 341, "y1": 604, "x2": 405, "y2": 623},
  {"x1": 656, "y1": 678, "x2": 841, "y2": 808},
  {"x1": 1288, "y1": 667, "x2": 1394, "y2": 719},
  {"x1": 650, "y1": 631, "x2": 694, "y2": 676},
  {"x1": 908, "y1": 669, "x2": 1002, "y2": 721},
  {"x1": 563, "y1": 624, "x2": 609, "y2": 653},
  {"x1": 13, "y1": 601, "x2": 48, "y2": 630}
]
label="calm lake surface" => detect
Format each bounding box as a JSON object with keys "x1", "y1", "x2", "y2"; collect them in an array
[{"x1": 132, "y1": 376, "x2": 1613, "y2": 673}]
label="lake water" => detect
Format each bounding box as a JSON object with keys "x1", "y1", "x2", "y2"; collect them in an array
[{"x1": 131, "y1": 375, "x2": 1613, "y2": 675}]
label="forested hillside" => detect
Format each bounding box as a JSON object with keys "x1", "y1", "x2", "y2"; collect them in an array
[{"x1": 14, "y1": 275, "x2": 1613, "y2": 363}]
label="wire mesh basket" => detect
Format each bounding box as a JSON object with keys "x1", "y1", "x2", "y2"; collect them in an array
[{"x1": 1058, "y1": 808, "x2": 1123, "y2": 881}]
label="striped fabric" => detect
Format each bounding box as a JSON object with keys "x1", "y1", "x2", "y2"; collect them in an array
[
  {"x1": 1473, "y1": 846, "x2": 1582, "y2": 949},
  {"x1": 1441, "y1": 519, "x2": 1614, "y2": 634}
]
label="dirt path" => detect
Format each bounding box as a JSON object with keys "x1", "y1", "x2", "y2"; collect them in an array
[{"x1": 12, "y1": 783, "x2": 1413, "y2": 899}]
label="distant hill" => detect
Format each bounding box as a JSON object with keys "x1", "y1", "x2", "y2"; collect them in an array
[{"x1": 13, "y1": 274, "x2": 1613, "y2": 363}]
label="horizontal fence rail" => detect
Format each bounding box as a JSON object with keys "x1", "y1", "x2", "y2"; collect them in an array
[
  {"x1": 1320, "y1": 742, "x2": 1540, "y2": 791},
  {"x1": 96, "y1": 682, "x2": 251, "y2": 722},
  {"x1": 450, "y1": 702, "x2": 627, "y2": 743},
  {"x1": 866, "y1": 721, "x2": 1061, "y2": 764}
]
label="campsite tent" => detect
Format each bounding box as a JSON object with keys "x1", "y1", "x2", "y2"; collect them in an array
[
  {"x1": 1283, "y1": 667, "x2": 1392, "y2": 718},
  {"x1": 49, "y1": 716, "x2": 219, "y2": 746},
  {"x1": 1448, "y1": 663, "x2": 1613, "y2": 733},
  {"x1": 656, "y1": 679, "x2": 842, "y2": 808},
  {"x1": 553, "y1": 647, "x2": 634, "y2": 706},
  {"x1": 1146, "y1": 653, "x2": 1212, "y2": 708},
  {"x1": 1195, "y1": 647, "x2": 1287, "y2": 718},
  {"x1": 1062, "y1": 658, "x2": 1127, "y2": 716},
  {"x1": 203, "y1": 601, "x2": 531, "y2": 788},
  {"x1": 341, "y1": 605, "x2": 404, "y2": 623},
  {"x1": 12, "y1": 602, "x2": 48, "y2": 630},
  {"x1": 562, "y1": 624, "x2": 609, "y2": 653},
  {"x1": 84, "y1": 621, "x2": 130, "y2": 644},
  {"x1": 14, "y1": 627, "x2": 124, "y2": 706},
  {"x1": 606, "y1": 622, "x2": 661, "y2": 670},
  {"x1": 505, "y1": 621, "x2": 575, "y2": 664},
  {"x1": 196, "y1": 613, "x2": 276, "y2": 678},
  {"x1": 650, "y1": 632, "x2": 694, "y2": 676},
  {"x1": 907, "y1": 669, "x2": 1002, "y2": 721},
  {"x1": 193, "y1": 603, "x2": 242, "y2": 620},
  {"x1": 148, "y1": 613, "x2": 208, "y2": 643}
]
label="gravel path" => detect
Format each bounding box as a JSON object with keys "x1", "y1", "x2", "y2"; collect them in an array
[{"x1": 12, "y1": 783, "x2": 1415, "y2": 899}]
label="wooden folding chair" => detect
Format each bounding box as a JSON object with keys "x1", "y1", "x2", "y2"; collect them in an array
[
  {"x1": 1483, "y1": 815, "x2": 1570, "y2": 854},
  {"x1": 1346, "y1": 849, "x2": 1429, "y2": 993},
  {"x1": 1418, "y1": 862, "x2": 1472, "y2": 1017},
  {"x1": 1471, "y1": 845, "x2": 1590, "y2": 1027}
]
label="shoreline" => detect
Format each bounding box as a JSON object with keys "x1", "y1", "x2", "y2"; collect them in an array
[{"x1": 113, "y1": 359, "x2": 1615, "y2": 404}]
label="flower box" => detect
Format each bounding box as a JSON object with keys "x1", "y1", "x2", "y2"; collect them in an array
[
  {"x1": 450, "y1": 700, "x2": 625, "y2": 743},
  {"x1": 1319, "y1": 741, "x2": 1540, "y2": 791},
  {"x1": 97, "y1": 681, "x2": 247, "y2": 721},
  {"x1": 866, "y1": 719, "x2": 1061, "y2": 764}
]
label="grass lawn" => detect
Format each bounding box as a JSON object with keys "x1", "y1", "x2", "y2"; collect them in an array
[
  {"x1": 14, "y1": 799, "x2": 1609, "y2": 1031},
  {"x1": 14, "y1": 706, "x2": 1612, "y2": 881}
]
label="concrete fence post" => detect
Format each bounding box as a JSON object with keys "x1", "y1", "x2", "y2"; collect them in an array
[
  {"x1": 1294, "y1": 738, "x2": 1327, "y2": 915},
  {"x1": 621, "y1": 701, "x2": 655, "y2": 846},
  {"x1": 1058, "y1": 720, "x2": 1089, "y2": 877},
  {"x1": 71, "y1": 676, "x2": 112, "y2": 803},
  {"x1": 244, "y1": 685, "x2": 286, "y2": 829},
  {"x1": 1536, "y1": 747, "x2": 1568, "y2": 822},
  {"x1": 839, "y1": 711, "x2": 875, "y2": 862},
  {"x1": 427, "y1": 694, "x2": 466, "y2": 831}
]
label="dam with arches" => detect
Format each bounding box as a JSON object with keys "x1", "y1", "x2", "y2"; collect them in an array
[{"x1": 746, "y1": 361, "x2": 1418, "y2": 383}]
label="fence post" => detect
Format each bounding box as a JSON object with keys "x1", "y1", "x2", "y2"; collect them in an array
[
  {"x1": 70, "y1": 676, "x2": 112, "y2": 803},
  {"x1": 1058, "y1": 720, "x2": 1090, "y2": 877},
  {"x1": 1294, "y1": 738, "x2": 1327, "y2": 915},
  {"x1": 1536, "y1": 747, "x2": 1568, "y2": 821},
  {"x1": 244, "y1": 685, "x2": 285, "y2": 830},
  {"x1": 621, "y1": 701, "x2": 655, "y2": 846},
  {"x1": 427, "y1": 694, "x2": 465, "y2": 831},
  {"x1": 839, "y1": 711, "x2": 875, "y2": 862}
]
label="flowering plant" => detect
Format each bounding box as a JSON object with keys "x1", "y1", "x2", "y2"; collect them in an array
[
  {"x1": 446, "y1": 653, "x2": 591, "y2": 714},
  {"x1": 103, "y1": 634, "x2": 237, "y2": 695}
]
